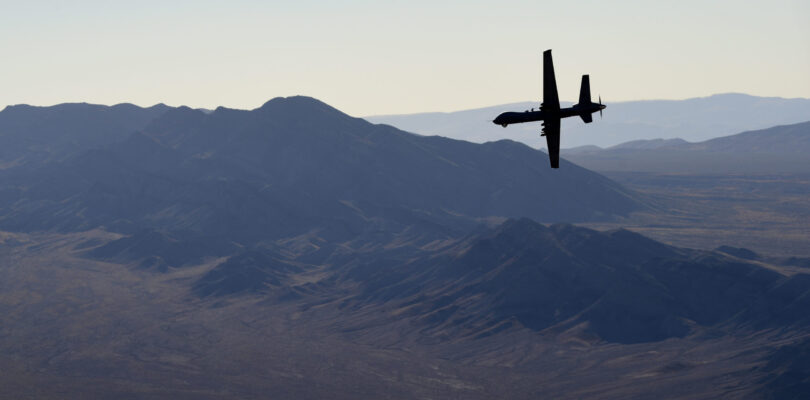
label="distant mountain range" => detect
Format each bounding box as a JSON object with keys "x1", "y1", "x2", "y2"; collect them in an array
[
  {"x1": 0, "y1": 96, "x2": 643, "y2": 245},
  {"x1": 100, "y1": 216, "x2": 809, "y2": 347},
  {"x1": 320, "y1": 218, "x2": 810, "y2": 344},
  {"x1": 1, "y1": 96, "x2": 809, "y2": 398},
  {"x1": 565, "y1": 120, "x2": 810, "y2": 173},
  {"x1": 0, "y1": 102, "x2": 170, "y2": 167},
  {"x1": 365, "y1": 93, "x2": 810, "y2": 149}
]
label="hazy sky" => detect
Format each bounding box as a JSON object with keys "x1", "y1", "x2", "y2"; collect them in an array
[{"x1": 1, "y1": 0, "x2": 808, "y2": 115}]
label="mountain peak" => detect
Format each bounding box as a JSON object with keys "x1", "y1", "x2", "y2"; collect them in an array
[
  {"x1": 146, "y1": 105, "x2": 206, "y2": 129},
  {"x1": 252, "y1": 96, "x2": 356, "y2": 120},
  {"x1": 249, "y1": 96, "x2": 370, "y2": 133},
  {"x1": 257, "y1": 96, "x2": 347, "y2": 116}
]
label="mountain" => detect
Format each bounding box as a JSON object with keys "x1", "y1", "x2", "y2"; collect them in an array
[
  {"x1": 311, "y1": 219, "x2": 810, "y2": 345},
  {"x1": 3, "y1": 216, "x2": 810, "y2": 399},
  {"x1": 0, "y1": 97, "x2": 645, "y2": 246},
  {"x1": 580, "y1": 138, "x2": 689, "y2": 151},
  {"x1": 0, "y1": 102, "x2": 171, "y2": 168},
  {"x1": 86, "y1": 229, "x2": 239, "y2": 272},
  {"x1": 688, "y1": 120, "x2": 810, "y2": 153},
  {"x1": 167, "y1": 216, "x2": 810, "y2": 348},
  {"x1": 564, "y1": 120, "x2": 810, "y2": 173},
  {"x1": 1, "y1": 96, "x2": 808, "y2": 398},
  {"x1": 365, "y1": 93, "x2": 810, "y2": 149},
  {"x1": 716, "y1": 245, "x2": 810, "y2": 269}
]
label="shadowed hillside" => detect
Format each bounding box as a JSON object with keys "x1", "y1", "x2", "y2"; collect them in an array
[
  {"x1": 0, "y1": 97, "x2": 645, "y2": 244},
  {"x1": 0, "y1": 102, "x2": 171, "y2": 168},
  {"x1": 312, "y1": 219, "x2": 810, "y2": 345},
  {"x1": 2, "y1": 218, "x2": 809, "y2": 399},
  {"x1": 0, "y1": 97, "x2": 807, "y2": 399}
]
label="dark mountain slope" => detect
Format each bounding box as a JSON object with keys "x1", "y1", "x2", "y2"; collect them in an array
[
  {"x1": 0, "y1": 97, "x2": 645, "y2": 245},
  {"x1": 0, "y1": 102, "x2": 171, "y2": 167},
  {"x1": 192, "y1": 249, "x2": 303, "y2": 297},
  {"x1": 86, "y1": 229, "x2": 239, "y2": 272},
  {"x1": 326, "y1": 219, "x2": 808, "y2": 344},
  {"x1": 2, "y1": 98, "x2": 809, "y2": 398},
  {"x1": 139, "y1": 97, "x2": 643, "y2": 222},
  {"x1": 758, "y1": 336, "x2": 810, "y2": 400}
]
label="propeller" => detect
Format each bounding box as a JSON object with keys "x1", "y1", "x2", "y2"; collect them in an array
[{"x1": 599, "y1": 94, "x2": 602, "y2": 119}]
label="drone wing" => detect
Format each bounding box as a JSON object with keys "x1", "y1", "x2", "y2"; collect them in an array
[
  {"x1": 541, "y1": 49, "x2": 560, "y2": 111},
  {"x1": 542, "y1": 118, "x2": 561, "y2": 169}
]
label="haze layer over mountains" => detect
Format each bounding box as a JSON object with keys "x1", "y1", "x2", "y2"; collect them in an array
[
  {"x1": 366, "y1": 93, "x2": 810, "y2": 149},
  {"x1": 0, "y1": 96, "x2": 808, "y2": 399}
]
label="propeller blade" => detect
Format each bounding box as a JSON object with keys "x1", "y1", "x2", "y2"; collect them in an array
[{"x1": 599, "y1": 94, "x2": 602, "y2": 119}]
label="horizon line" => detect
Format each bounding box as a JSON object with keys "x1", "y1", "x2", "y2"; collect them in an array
[{"x1": 3, "y1": 92, "x2": 810, "y2": 117}]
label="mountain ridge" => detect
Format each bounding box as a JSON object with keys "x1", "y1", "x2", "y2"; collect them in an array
[
  {"x1": 0, "y1": 96, "x2": 646, "y2": 247},
  {"x1": 0, "y1": 96, "x2": 808, "y2": 398},
  {"x1": 317, "y1": 218, "x2": 809, "y2": 345},
  {"x1": 565, "y1": 120, "x2": 810, "y2": 173},
  {"x1": 0, "y1": 101, "x2": 172, "y2": 168},
  {"x1": 365, "y1": 93, "x2": 810, "y2": 149}
]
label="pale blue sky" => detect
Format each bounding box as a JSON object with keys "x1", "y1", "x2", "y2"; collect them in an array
[{"x1": 1, "y1": 0, "x2": 808, "y2": 115}]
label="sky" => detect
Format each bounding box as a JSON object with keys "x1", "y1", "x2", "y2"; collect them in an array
[{"x1": 1, "y1": 0, "x2": 808, "y2": 116}]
